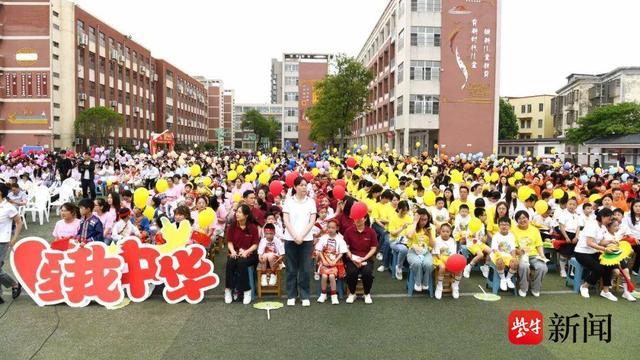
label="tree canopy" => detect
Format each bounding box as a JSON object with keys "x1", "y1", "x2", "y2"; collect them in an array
[
  {"x1": 499, "y1": 99, "x2": 519, "y2": 140},
  {"x1": 566, "y1": 102, "x2": 640, "y2": 144},
  {"x1": 241, "y1": 109, "x2": 278, "y2": 150},
  {"x1": 306, "y1": 55, "x2": 374, "y2": 150},
  {"x1": 74, "y1": 106, "x2": 124, "y2": 147}
]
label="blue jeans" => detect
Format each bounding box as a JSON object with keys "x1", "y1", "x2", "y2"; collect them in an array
[
  {"x1": 407, "y1": 250, "x2": 433, "y2": 287},
  {"x1": 285, "y1": 241, "x2": 313, "y2": 300},
  {"x1": 390, "y1": 242, "x2": 409, "y2": 269},
  {"x1": 372, "y1": 223, "x2": 391, "y2": 268}
]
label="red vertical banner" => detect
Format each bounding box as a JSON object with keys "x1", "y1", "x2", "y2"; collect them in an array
[
  {"x1": 4, "y1": 74, "x2": 10, "y2": 97},
  {"x1": 35, "y1": 74, "x2": 42, "y2": 97},
  {"x1": 20, "y1": 74, "x2": 27, "y2": 97},
  {"x1": 439, "y1": 0, "x2": 498, "y2": 155},
  {"x1": 42, "y1": 73, "x2": 48, "y2": 97},
  {"x1": 27, "y1": 74, "x2": 33, "y2": 97},
  {"x1": 12, "y1": 74, "x2": 18, "y2": 97}
]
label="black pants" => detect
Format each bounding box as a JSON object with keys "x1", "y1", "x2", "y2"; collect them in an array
[
  {"x1": 574, "y1": 252, "x2": 613, "y2": 287},
  {"x1": 632, "y1": 245, "x2": 640, "y2": 273},
  {"x1": 81, "y1": 179, "x2": 96, "y2": 200},
  {"x1": 145, "y1": 179, "x2": 156, "y2": 190},
  {"x1": 225, "y1": 254, "x2": 258, "y2": 292},
  {"x1": 344, "y1": 258, "x2": 374, "y2": 295}
]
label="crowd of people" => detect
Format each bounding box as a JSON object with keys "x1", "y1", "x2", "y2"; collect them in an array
[{"x1": 1, "y1": 144, "x2": 640, "y2": 306}]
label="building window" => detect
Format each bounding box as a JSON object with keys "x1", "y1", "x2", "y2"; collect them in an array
[
  {"x1": 53, "y1": 10, "x2": 59, "y2": 17},
  {"x1": 409, "y1": 95, "x2": 439, "y2": 114},
  {"x1": 285, "y1": 63, "x2": 298, "y2": 72},
  {"x1": 411, "y1": 0, "x2": 441, "y2": 12},
  {"x1": 398, "y1": 29, "x2": 405, "y2": 51},
  {"x1": 521, "y1": 105, "x2": 526, "y2": 113},
  {"x1": 396, "y1": 96, "x2": 403, "y2": 116},
  {"x1": 527, "y1": 104, "x2": 532, "y2": 113},
  {"x1": 53, "y1": 23, "x2": 60, "y2": 30},
  {"x1": 88, "y1": 27, "x2": 95, "y2": 43},
  {"x1": 285, "y1": 92, "x2": 298, "y2": 101},
  {"x1": 53, "y1": 85, "x2": 59, "y2": 91},
  {"x1": 410, "y1": 27, "x2": 441, "y2": 47},
  {"x1": 538, "y1": 119, "x2": 543, "y2": 128},
  {"x1": 285, "y1": 107, "x2": 298, "y2": 117},
  {"x1": 538, "y1": 103, "x2": 544, "y2": 112},
  {"x1": 398, "y1": 0, "x2": 405, "y2": 17},
  {"x1": 99, "y1": 32, "x2": 106, "y2": 47},
  {"x1": 89, "y1": 53, "x2": 96, "y2": 69},
  {"x1": 76, "y1": 20, "x2": 84, "y2": 31},
  {"x1": 53, "y1": 72, "x2": 60, "y2": 78},
  {"x1": 166, "y1": 87, "x2": 173, "y2": 99},
  {"x1": 285, "y1": 76, "x2": 298, "y2": 86},
  {"x1": 99, "y1": 57, "x2": 105, "y2": 73},
  {"x1": 410, "y1": 60, "x2": 440, "y2": 80},
  {"x1": 397, "y1": 62, "x2": 404, "y2": 83},
  {"x1": 52, "y1": 41, "x2": 59, "y2": 48},
  {"x1": 53, "y1": 103, "x2": 60, "y2": 109},
  {"x1": 53, "y1": 54, "x2": 59, "y2": 60}
]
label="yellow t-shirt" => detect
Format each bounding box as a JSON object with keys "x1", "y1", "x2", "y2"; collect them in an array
[
  {"x1": 373, "y1": 202, "x2": 395, "y2": 230},
  {"x1": 511, "y1": 224, "x2": 543, "y2": 257},
  {"x1": 389, "y1": 213, "x2": 413, "y2": 241},
  {"x1": 449, "y1": 199, "x2": 475, "y2": 216},
  {"x1": 363, "y1": 197, "x2": 377, "y2": 217},
  {"x1": 347, "y1": 181, "x2": 359, "y2": 197},
  {"x1": 357, "y1": 188, "x2": 368, "y2": 201},
  {"x1": 407, "y1": 227, "x2": 436, "y2": 249}
]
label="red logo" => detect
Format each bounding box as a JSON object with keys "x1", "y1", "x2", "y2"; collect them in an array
[{"x1": 509, "y1": 310, "x2": 544, "y2": 345}]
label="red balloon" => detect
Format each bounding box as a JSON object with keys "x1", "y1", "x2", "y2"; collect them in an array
[
  {"x1": 333, "y1": 185, "x2": 346, "y2": 200},
  {"x1": 303, "y1": 172, "x2": 314, "y2": 182},
  {"x1": 350, "y1": 202, "x2": 368, "y2": 220},
  {"x1": 285, "y1": 171, "x2": 299, "y2": 188},
  {"x1": 346, "y1": 157, "x2": 357, "y2": 168},
  {"x1": 445, "y1": 254, "x2": 467, "y2": 273},
  {"x1": 335, "y1": 179, "x2": 346, "y2": 188},
  {"x1": 269, "y1": 181, "x2": 283, "y2": 197}
]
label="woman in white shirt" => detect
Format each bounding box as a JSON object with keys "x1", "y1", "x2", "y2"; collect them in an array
[
  {"x1": 556, "y1": 198, "x2": 581, "y2": 278},
  {"x1": 574, "y1": 208, "x2": 617, "y2": 301},
  {"x1": 622, "y1": 198, "x2": 640, "y2": 275},
  {"x1": 282, "y1": 176, "x2": 317, "y2": 307}
]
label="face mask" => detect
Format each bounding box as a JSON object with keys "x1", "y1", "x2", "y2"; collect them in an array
[
  {"x1": 215, "y1": 190, "x2": 222, "y2": 197},
  {"x1": 546, "y1": 184, "x2": 553, "y2": 190}
]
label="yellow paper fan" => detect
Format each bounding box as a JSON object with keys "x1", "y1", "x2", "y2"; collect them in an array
[{"x1": 599, "y1": 241, "x2": 632, "y2": 266}]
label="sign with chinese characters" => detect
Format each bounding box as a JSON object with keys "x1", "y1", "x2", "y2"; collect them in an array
[
  {"x1": 508, "y1": 310, "x2": 613, "y2": 345},
  {"x1": 440, "y1": 0, "x2": 498, "y2": 155},
  {"x1": 11, "y1": 237, "x2": 219, "y2": 307}
]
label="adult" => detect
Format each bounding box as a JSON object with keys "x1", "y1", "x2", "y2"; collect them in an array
[
  {"x1": 282, "y1": 177, "x2": 317, "y2": 307},
  {"x1": 224, "y1": 204, "x2": 259, "y2": 305},
  {"x1": 7, "y1": 183, "x2": 28, "y2": 207},
  {"x1": 0, "y1": 183, "x2": 23, "y2": 303},
  {"x1": 574, "y1": 208, "x2": 617, "y2": 301},
  {"x1": 512, "y1": 210, "x2": 548, "y2": 297},
  {"x1": 343, "y1": 214, "x2": 378, "y2": 304},
  {"x1": 622, "y1": 198, "x2": 640, "y2": 275},
  {"x1": 389, "y1": 200, "x2": 413, "y2": 280},
  {"x1": 243, "y1": 190, "x2": 265, "y2": 226},
  {"x1": 406, "y1": 208, "x2": 434, "y2": 294},
  {"x1": 56, "y1": 150, "x2": 73, "y2": 182},
  {"x1": 52, "y1": 202, "x2": 81, "y2": 238}
]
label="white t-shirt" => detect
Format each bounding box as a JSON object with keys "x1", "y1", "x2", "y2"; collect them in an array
[
  {"x1": 315, "y1": 234, "x2": 348, "y2": 255},
  {"x1": 622, "y1": 215, "x2": 640, "y2": 238},
  {"x1": 258, "y1": 237, "x2": 285, "y2": 256},
  {"x1": 430, "y1": 206, "x2": 450, "y2": 225},
  {"x1": 575, "y1": 221, "x2": 606, "y2": 254},
  {"x1": 282, "y1": 196, "x2": 317, "y2": 241},
  {"x1": 557, "y1": 210, "x2": 580, "y2": 233},
  {"x1": 491, "y1": 232, "x2": 516, "y2": 254},
  {"x1": 432, "y1": 236, "x2": 457, "y2": 256},
  {"x1": 0, "y1": 200, "x2": 18, "y2": 243}
]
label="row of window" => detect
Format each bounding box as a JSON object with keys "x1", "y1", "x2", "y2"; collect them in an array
[
  {"x1": 519, "y1": 103, "x2": 544, "y2": 113},
  {"x1": 396, "y1": 95, "x2": 439, "y2": 115},
  {"x1": 519, "y1": 119, "x2": 545, "y2": 129},
  {"x1": 397, "y1": 60, "x2": 440, "y2": 83}
]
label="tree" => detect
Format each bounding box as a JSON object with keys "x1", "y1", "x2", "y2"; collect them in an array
[
  {"x1": 566, "y1": 102, "x2": 640, "y2": 144},
  {"x1": 499, "y1": 98, "x2": 519, "y2": 140},
  {"x1": 75, "y1": 106, "x2": 124, "y2": 147},
  {"x1": 306, "y1": 55, "x2": 374, "y2": 151},
  {"x1": 241, "y1": 109, "x2": 277, "y2": 151}
]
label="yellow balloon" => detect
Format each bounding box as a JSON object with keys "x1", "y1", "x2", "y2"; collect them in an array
[
  {"x1": 190, "y1": 164, "x2": 201, "y2": 177},
  {"x1": 626, "y1": 165, "x2": 635, "y2": 173},
  {"x1": 378, "y1": 174, "x2": 387, "y2": 185},
  {"x1": 233, "y1": 193, "x2": 241, "y2": 203},
  {"x1": 490, "y1": 172, "x2": 500, "y2": 183},
  {"x1": 361, "y1": 144, "x2": 368, "y2": 151},
  {"x1": 518, "y1": 186, "x2": 534, "y2": 202},
  {"x1": 473, "y1": 168, "x2": 482, "y2": 176},
  {"x1": 133, "y1": 187, "x2": 150, "y2": 209},
  {"x1": 245, "y1": 172, "x2": 257, "y2": 182},
  {"x1": 534, "y1": 200, "x2": 549, "y2": 215},
  {"x1": 388, "y1": 173, "x2": 399, "y2": 189},
  {"x1": 588, "y1": 193, "x2": 601, "y2": 203},
  {"x1": 198, "y1": 207, "x2": 216, "y2": 230},
  {"x1": 143, "y1": 206, "x2": 155, "y2": 221},
  {"x1": 451, "y1": 172, "x2": 463, "y2": 184},
  {"x1": 405, "y1": 186, "x2": 416, "y2": 198},
  {"x1": 415, "y1": 141, "x2": 421, "y2": 148},
  {"x1": 595, "y1": 168, "x2": 602, "y2": 175},
  {"x1": 155, "y1": 178, "x2": 169, "y2": 193},
  {"x1": 421, "y1": 176, "x2": 431, "y2": 189},
  {"x1": 514, "y1": 171, "x2": 524, "y2": 180},
  {"x1": 423, "y1": 191, "x2": 436, "y2": 206},
  {"x1": 239, "y1": 159, "x2": 245, "y2": 165},
  {"x1": 202, "y1": 176, "x2": 212, "y2": 187},
  {"x1": 552, "y1": 188, "x2": 565, "y2": 200},
  {"x1": 469, "y1": 217, "x2": 483, "y2": 234},
  {"x1": 311, "y1": 168, "x2": 319, "y2": 177},
  {"x1": 259, "y1": 172, "x2": 271, "y2": 185},
  {"x1": 508, "y1": 177, "x2": 516, "y2": 187},
  {"x1": 227, "y1": 170, "x2": 238, "y2": 181}
]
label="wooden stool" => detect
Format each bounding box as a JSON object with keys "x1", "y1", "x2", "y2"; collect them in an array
[
  {"x1": 347, "y1": 276, "x2": 365, "y2": 296},
  {"x1": 257, "y1": 268, "x2": 282, "y2": 298},
  {"x1": 434, "y1": 267, "x2": 452, "y2": 294}
]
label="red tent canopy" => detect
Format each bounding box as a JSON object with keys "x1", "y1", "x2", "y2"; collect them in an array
[{"x1": 150, "y1": 130, "x2": 175, "y2": 155}]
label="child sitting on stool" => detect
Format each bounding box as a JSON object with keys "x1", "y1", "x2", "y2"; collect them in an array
[{"x1": 257, "y1": 223, "x2": 285, "y2": 287}]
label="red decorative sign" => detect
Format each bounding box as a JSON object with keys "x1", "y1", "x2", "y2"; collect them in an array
[{"x1": 508, "y1": 310, "x2": 544, "y2": 345}]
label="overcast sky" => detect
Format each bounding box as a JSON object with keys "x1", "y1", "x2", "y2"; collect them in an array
[{"x1": 74, "y1": 0, "x2": 640, "y2": 103}]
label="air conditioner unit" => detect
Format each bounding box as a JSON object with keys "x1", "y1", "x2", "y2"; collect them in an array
[
  {"x1": 118, "y1": 55, "x2": 126, "y2": 64},
  {"x1": 78, "y1": 33, "x2": 89, "y2": 47},
  {"x1": 110, "y1": 100, "x2": 118, "y2": 107},
  {"x1": 78, "y1": 93, "x2": 87, "y2": 100}
]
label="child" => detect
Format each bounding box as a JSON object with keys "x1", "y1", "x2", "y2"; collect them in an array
[
  {"x1": 257, "y1": 223, "x2": 285, "y2": 287},
  {"x1": 312, "y1": 206, "x2": 329, "y2": 245},
  {"x1": 490, "y1": 217, "x2": 518, "y2": 291},
  {"x1": 452, "y1": 204, "x2": 471, "y2": 242},
  {"x1": 603, "y1": 219, "x2": 636, "y2": 302},
  {"x1": 430, "y1": 197, "x2": 450, "y2": 230},
  {"x1": 463, "y1": 208, "x2": 491, "y2": 278},
  {"x1": 315, "y1": 219, "x2": 347, "y2": 304},
  {"x1": 432, "y1": 224, "x2": 461, "y2": 299},
  {"x1": 111, "y1": 208, "x2": 141, "y2": 244}
]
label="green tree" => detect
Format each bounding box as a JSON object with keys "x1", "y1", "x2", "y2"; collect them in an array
[
  {"x1": 499, "y1": 98, "x2": 519, "y2": 140},
  {"x1": 75, "y1": 106, "x2": 124, "y2": 147},
  {"x1": 566, "y1": 102, "x2": 640, "y2": 144},
  {"x1": 241, "y1": 109, "x2": 277, "y2": 151},
  {"x1": 306, "y1": 55, "x2": 374, "y2": 151}
]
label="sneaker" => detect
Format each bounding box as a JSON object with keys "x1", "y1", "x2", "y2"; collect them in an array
[
  {"x1": 317, "y1": 293, "x2": 327, "y2": 303},
  {"x1": 224, "y1": 289, "x2": 233, "y2": 304},
  {"x1": 377, "y1": 265, "x2": 387, "y2": 272},
  {"x1": 414, "y1": 284, "x2": 422, "y2": 292},
  {"x1": 376, "y1": 252, "x2": 383, "y2": 261},
  {"x1": 233, "y1": 291, "x2": 238, "y2": 301},
  {"x1": 302, "y1": 299, "x2": 311, "y2": 307},
  {"x1": 600, "y1": 290, "x2": 618, "y2": 302},
  {"x1": 622, "y1": 291, "x2": 637, "y2": 302},
  {"x1": 499, "y1": 279, "x2": 508, "y2": 291},
  {"x1": 480, "y1": 265, "x2": 490, "y2": 279},
  {"x1": 435, "y1": 284, "x2": 443, "y2": 300},
  {"x1": 395, "y1": 265, "x2": 403, "y2": 280},
  {"x1": 518, "y1": 289, "x2": 527, "y2": 297},
  {"x1": 506, "y1": 278, "x2": 515, "y2": 289},
  {"x1": 287, "y1": 298, "x2": 296, "y2": 306},
  {"x1": 560, "y1": 269, "x2": 567, "y2": 278},
  {"x1": 364, "y1": 294, "x2": 373, "y2": 304},
  {"x1": 580, "y1": 286, "x2": 590, "y2": 298},
  {"x1": 421, "y1": 284, "x2": 429, "y2": 291},
  {"x1": 313, "y1": 272, "x2": 320, "y2": 281},
  {"x1": 452, "y1": 283, "x2": 459, "y2": 299},
  {"x1": 268, "y1": 274, "x2": 277, "y2": 286},
  {"x1": 531, "y1": 290, "x2": 540, "y2": 297},
  {"x1": 11, "y1": 284, "x2": 21, "y2": 299},
  {"x1": 243, "y1": 290, "x2": 252, "y2": 305},
  {"x1": 260, "y1": 274, "x2": 268, "y2": 287},
  {"x1": 463, "y1": 264, "x2": 471, "y2": 279},
  {"x1": 331, "y1": 294, "x2": 339, "y2": 305},
  {"x1": 346, "y1": 294, "x2": 356, "y2": 304}
]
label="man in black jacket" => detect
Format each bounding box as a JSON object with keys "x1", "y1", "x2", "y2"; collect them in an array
[
  {"x1": 78, "y1": 152, "x2": 96, "y2": 200},
  {"x1": 56, "y1": 150, "x2": 73, "y2": 181}
]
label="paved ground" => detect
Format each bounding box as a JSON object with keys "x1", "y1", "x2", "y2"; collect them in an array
[{"x1": 1, "y1": 216, "x2": 639, "y2": 359}]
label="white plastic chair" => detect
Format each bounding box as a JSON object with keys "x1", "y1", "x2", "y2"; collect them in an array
[
  {"x1": 49, "y1": 185, "x2": 74, "y2": 216},
  {"x1": 17, "y1": 205, "x2": 28, "y2": 230},
  {"x1": 22, "y1": 186, "x2": 50, "y2": 225}
]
